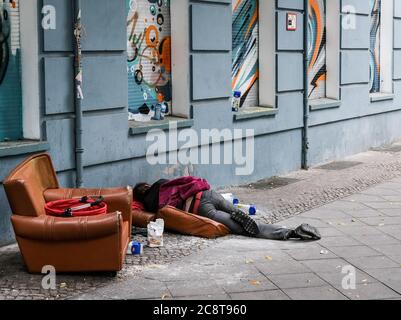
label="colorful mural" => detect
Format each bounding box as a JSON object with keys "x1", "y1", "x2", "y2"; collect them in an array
[
  {"x1": 0, "y1": 0, "x2": 11, "y2": 85},
  {"x1": 369, "y1": 0, "x2": 381, "y2": 93},
  {"x1": 0, "y1": 0, "x2": 22, "y2": 140},
  {"x1": 308, "y1": 0, "x2": 326, "y2": 100},
  {"x1": 232, "y1": 0, "x2": 259, "y2": 109},
  {"x1": 126, "y1": 0, "x2": 172, "y2": 114}
]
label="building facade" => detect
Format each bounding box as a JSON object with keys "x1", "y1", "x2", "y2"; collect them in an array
[{"x1": 1, "y1": 0, "x2": 401, "y2": 245}]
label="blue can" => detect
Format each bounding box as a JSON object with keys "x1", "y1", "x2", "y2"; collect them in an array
[
  {"x1": 130, "y1": 241, "x2": 143, "y2": 255},
  {"x1": 248, "y1": 205, "x2": 257, "y2": 216}
]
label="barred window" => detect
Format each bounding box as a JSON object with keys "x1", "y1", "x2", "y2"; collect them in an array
[
  {"x1": 232, "y1": 0, "x2": 259, "y2": 109},
  {"x1": 126, "y1": 0, "x2": 172, "y2": 114},
  {"x1": 369, "y1": 0, "x2": 381, "y2": 94},
  {"x1": 0, "y1": 0, "x2": 22, "y2": 141},
  {"x1": 308, "y1": 0, "x2": 327, "y2": 100}
]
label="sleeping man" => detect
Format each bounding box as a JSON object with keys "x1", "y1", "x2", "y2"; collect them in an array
[{"x1": 134, "y1": 176, "x2": 321, "y2": 241}]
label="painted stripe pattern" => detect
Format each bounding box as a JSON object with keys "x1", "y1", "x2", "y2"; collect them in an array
[
  {"x1": 308, "y1": 0, "x2": 326, "y2": 100},
  {"x1": 232, "y1": 0, "x2": 259, "y2": 109},
  {"x1": 369, "y1": 0, "x2": 381, "y2": 93}
]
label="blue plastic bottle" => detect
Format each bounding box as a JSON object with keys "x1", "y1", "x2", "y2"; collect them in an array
[
  {"x1": 233, "y1": 198, "x2": 257, "y2": 216},
  {"x1": 232, "y1": 91, "x2": 241, "y2": 112}
]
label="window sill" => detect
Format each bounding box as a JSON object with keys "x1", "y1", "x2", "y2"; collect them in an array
[
  {"x1": 309, "y1": 98, "x2": 341, "y2": 112},
  {"x1": 0, "y1": 140, "x2": 50, "y2": 158},
  {"x1": 233, "y1": 106, "x2": 278, "y2": 122},
  {"x1": 129, "y1": 116, "x2": 194, "y2": 136},
  {"x1": 370, "y1": 93, "x2": 394, "y2": 103}
]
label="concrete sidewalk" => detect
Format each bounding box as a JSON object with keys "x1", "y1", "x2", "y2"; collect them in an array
[
  {"x1": 75, "y1": 178, "x2": 401, "y2": 300},
  {"x1": 2, "y1": 144, "x2": 401, "y2": 300}
]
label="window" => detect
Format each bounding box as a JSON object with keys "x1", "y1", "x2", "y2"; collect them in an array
[
  {"x1": 307, "y1": 0, "x2": 340, "y2": 106},
  {"x1": 232, "y1": 0, "x2": 259, "y2": 109},
  {"x1": 308, "y1": 0, "x2": 327, "y2": 100},
  {"x1": 370, "y1": 0, "x2": 381, "y2": 93},
  {"x1": 369, "y1": 0, "x2": 393, "y2": 96},
  {"x1": 126, "y1": 0, "x2": 172, "y2": 114},
  {"x1": 0, "y1": 0, "x2": 39, "y2": 141},
  {"x1": 0, "y1": 0, "x2": 22, "y2": 141}
]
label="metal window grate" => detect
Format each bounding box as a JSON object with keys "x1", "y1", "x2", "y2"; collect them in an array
[
  {"x1": 308, "y1": 0, "x2": 327, "y2": 100},
  {"x1": 232, "y1": 0, "x2": 259, "y2": 109},
  {"x1": 369, "y1": 0, "x2": 381, "y2": 93},
  {"x1": 0, "y1": 0, "x2": 22, "y2": 141},
  {"x1": 126, "y1": 0, "x2": 172, "y2": 114}
]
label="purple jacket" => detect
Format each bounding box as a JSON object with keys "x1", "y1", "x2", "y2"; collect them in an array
[{"x1": 159, "y1": 176, "x2": 210, "y2": 209}]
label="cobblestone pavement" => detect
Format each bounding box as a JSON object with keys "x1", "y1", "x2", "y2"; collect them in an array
[{"x1": 2, "y1": 142, "x2": 401, "y2": 300}]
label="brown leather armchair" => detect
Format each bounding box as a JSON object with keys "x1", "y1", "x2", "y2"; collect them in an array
[{"x1": 3, "y1": 153, "x2": 132, "y2": 274}]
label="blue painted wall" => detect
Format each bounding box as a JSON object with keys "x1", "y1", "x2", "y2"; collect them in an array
[{"x1": 1, "y1": 0, "x2": 401, "y2": 245}]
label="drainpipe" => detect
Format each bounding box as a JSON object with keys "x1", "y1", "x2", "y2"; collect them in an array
[
  {"x1": 302, "y1": 0, "x2": 310, "y2": 170},
  {"x1": 73, "y1": 0, "x2": 84, "y2": 187}
]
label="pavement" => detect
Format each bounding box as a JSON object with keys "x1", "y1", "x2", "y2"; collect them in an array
[
  {"x1": 2, "y1": 142, "x2": 401, "y2": 300},
  {"x1": 75, "y1": 180, "x2": 401, "y2": 300}
]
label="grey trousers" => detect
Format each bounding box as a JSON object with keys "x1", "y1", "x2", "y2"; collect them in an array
[{"x1": 197, "y1": 190, "x2": 293, "y2": 241}]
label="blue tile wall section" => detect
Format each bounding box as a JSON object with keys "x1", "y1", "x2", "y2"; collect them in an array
[
  {"x1": 395, "y1": 1, "x2": 401, "y2": 18},
  {"x1": 341, "y1": 15, "x2": 370, "y2": 49},
  {"x1": 80, "y1": 0, "x2": 126, "y2": 51},
  {"x1": 277, "y1": 53, "x2": 304, "y2": 92},
  {"x1": 45, "y1": 119, "x2": 75, "y2": 172},
  {"x1": 341, "y1": 0, "x2": 370, "y2": 15},
  {"x1": 42, "y1": 0, "x2": 73, "y2": 52},
  {"x1": 191, "y1": 3, "x2": 231, "y2": 51},
  {"x1": 192, "y1": 53, "x2": 232, "y2": 100},
  {"x1": 341, "y1": 51, "x2": 370, "y2": 84},
  {"x1": 395, "y1": 1, "x2": 401, "y2": 86},
  {"x1": 277, "y1": 0, "x2": 304, "y2": 10},
  {"x1": 2, "y1": 0, "x2": 401, "y2": 245},
  {"x1": 394, "y1": 51, "x2": 401, "y2": 80},
  {"x1": 394, "y1": 19, "x2": 401, "y2": 48},
  {"x1": 81, "y1": 55, "x2": 128, "y2": 111},
  {"x1": 44, "y1": 57, "x2": 74, "y2": 115},
  {"x1": 277, "y1": 11, "x2": 304, "y2": 51}
]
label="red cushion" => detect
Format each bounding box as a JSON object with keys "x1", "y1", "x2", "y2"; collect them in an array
[{"x1": 132, "y1": 200, "x2": 145, "y2": 211}]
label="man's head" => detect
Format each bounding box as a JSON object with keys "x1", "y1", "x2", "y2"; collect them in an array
[{"x1": 133, "y1": 183, "x2": 151, "y2": 203}]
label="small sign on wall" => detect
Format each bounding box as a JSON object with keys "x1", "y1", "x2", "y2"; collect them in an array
[{"x1": 286, "y1": 12, "x2": 297, "y2": 31}]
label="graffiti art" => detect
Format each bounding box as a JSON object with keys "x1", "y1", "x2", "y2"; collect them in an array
[
  {"x1": 232, "y1": 0, "x2": 259, "y2": 109},
  {"x1": 369, "y1": 0, "x2": 381, "y2": 93},
  {"x1": 0, "y1": 0, "x2": 22, "y2": 141},
  {"x1": 308, "y1": 0, "x2": 326, "y2": 100},
  {"x1": 126, "y1": 0, "x2": 172, "y2": 114},
  {"x1": 0, "y1": 1, "x2": 10, "y2": 84}
]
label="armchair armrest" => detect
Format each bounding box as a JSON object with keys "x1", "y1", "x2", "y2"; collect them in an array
[
  {"x1": 157, "y1": 206, "x2": 230, "y2": 239},
  {"x1": 11, "y1": 212, "x2": 123, "y2": 242},
  {"x1": 43, "y1": 187, "x2": 133, "y2": 226},
  {"x1": 132, "y1": 210, "x2": 157, "y2": 228}
]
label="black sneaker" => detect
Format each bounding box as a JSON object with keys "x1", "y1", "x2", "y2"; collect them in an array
[
  {"x1": 231, "y1": 211, "x2": 260, "y2": 236},
  {"x1": 293, "y1": 224, "x2": 321, "y2": 240}
]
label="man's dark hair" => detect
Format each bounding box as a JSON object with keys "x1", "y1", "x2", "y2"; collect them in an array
[{"x1": 133, "y1": 183, "x2": 150, "y2": 203}]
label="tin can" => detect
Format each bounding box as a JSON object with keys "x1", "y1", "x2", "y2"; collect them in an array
[{"x1": 127, "y1": 241, "x2": 143, "y2": 255}]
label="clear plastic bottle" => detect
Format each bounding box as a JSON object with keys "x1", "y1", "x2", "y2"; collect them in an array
[
  {"x1": 152, "y1": 93, "x2": 165, "y2": 120},
  {"x1": 233, "y1": 198, "x2": 257, "y2": 216}
]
